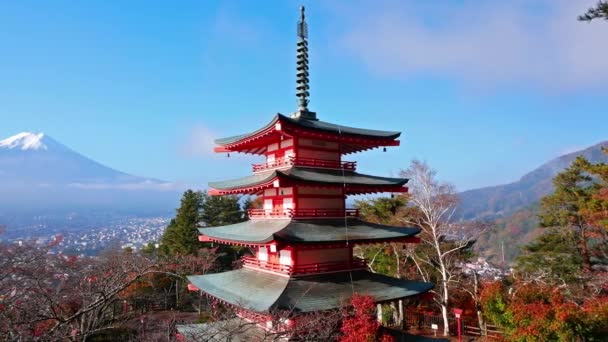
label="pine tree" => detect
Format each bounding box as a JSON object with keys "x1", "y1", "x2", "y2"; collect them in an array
[
  {"x1": 515, "y1": 227, "x2": 583, "y2": 284},
  {"x1": 161, "y1": 190, "x2": 204, "y2": 255},
  {"x1": 200, "y1": 194, "x2": 245, "y2": 227},
  {"x1": 579, "y1": 1, "x2": 608, "y2": 22},
  {"x1": 539, "y1": 157, "x2": 593, "y2": 272},
  {"x1": 578, "y1": 148, "x2": 608, "y2": 232}
]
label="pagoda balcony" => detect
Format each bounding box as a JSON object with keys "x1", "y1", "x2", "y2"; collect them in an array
[
  {"x1": 248, "y1": 208, "x2": 359, "y2": 219},
  {"x1": 242, "y1": 256, "x2": 367, "y2": 275},
  {"x1": 252, "y1": 156, "x2": 357, "y2": 173}
]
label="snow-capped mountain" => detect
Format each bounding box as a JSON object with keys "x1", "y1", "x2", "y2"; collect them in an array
[
  {"x1": 0, "y1": 132, "x2": 181, "y2": 216},
  {"x1": 0, "y1": 132, "x2": 48, "y2": 150},
  {"x1": 0, "y1": 132, "x2": 160, "y2": 185}
]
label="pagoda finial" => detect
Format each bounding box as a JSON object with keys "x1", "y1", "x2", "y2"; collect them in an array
[{"x1": 293, "y1": 5, "x2": 317, "y2": 120}]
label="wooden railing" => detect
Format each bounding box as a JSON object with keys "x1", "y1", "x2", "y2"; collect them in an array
[
  {"x1": 402, "y1": 310, "x2": 504, "y2": 339},
  {"x1": 242, "y1": 256, "x2": 367, "y2": 275},
  {"x1": 248, "y1": 208, "x2": 359, "y2": 219},
  {"x1": 252, "y1": 156, "x2": 356, "y2": 173}
]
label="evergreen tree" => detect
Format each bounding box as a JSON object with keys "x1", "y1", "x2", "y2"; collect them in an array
[
  {"x1": 200, "y1": 194, "x2": 245, "y2": 227},
  {"x1": 161, "y1": 191, "x2": 247, "y2": 256},
  {"x1": 515, "y1": 228, "x2": 583, "y2": 284},
  {"x1": 578, "y1": 148, "x2": 608, "y2": 232},
  {"x1": 579, "y1": 1, "x2": 608, "y2": 22},
  {"x1": 355, "y1": 195, "x2": 408, "y2": 225},
  {"x1": 539, "y1": 158, "x2": 593, "y2": 272},
  {"x1": 161, "y1": 190, "x2": 204, "y2": 255}
]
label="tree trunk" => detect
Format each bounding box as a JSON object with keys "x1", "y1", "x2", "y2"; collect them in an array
[
  {"x1": 441, "y1": 303, "x2": 449, "y2": 336},
  {"x1": 398, "y1": 299, "x2": 404, "y2": 329},
  {"x1": 175, "y1": 279, "x2": 179, "y2": 308},
  {"x1": 437, "y1": 241, "x2": 450, "y2": 336},
  {"x1": 390, "y1": 301, "x2": 399, "y2": 326},
  {"x1": 580, "y1": 225, "x2": 592, "y2": 272},
  {"x1": 478, "y1": 309, "x2": 485, "y2": 336},
  {"x1": 377, "y1": 304, "x2": 383, "y2": 324}
]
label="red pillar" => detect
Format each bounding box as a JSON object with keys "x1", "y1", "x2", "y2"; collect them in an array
[{"x1": 453, "y1": 308, "x2": 463, "y2": 342}]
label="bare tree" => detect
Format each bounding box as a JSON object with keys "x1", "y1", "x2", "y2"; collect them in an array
[
  {"x1": 0, "y1": 237, "x2": 218, "y2": 341},
  {"x1": 400, "y1": 160, "x2": 482, "y2": 336}
]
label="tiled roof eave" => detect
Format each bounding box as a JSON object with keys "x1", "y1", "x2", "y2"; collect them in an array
[{"x1": 214, "y1": 114, "x2": 402, "y2": 153}]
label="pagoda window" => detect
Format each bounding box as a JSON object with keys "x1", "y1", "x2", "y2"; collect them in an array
[
  {"x1": 280, "y1": 139, "x2": 293, "y2": 148},
  {"x1": 264, "y1": 189, "x2": 277, "y2": 196},
  {"x1": 258, "y1": 246, "x2": 268, "y2": 262},
  {"x1": 279, "y1": 187, "x2": 293, "y2": 196},
  {"x1": 267, "y1": 143, "x2": 279, "y2": 152},
  {"x1": 279, "y1": 250, "x2": 292, "y2": 266}
]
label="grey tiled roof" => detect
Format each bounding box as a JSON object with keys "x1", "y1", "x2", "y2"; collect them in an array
[
  {"x1": 188, "y1": 269, "x2": 433, "y2": 313},
  {"x1": 199, "y1": 218, "x2": 420, "y2": 244},
  {"x1": 215, "y1": 114, "x2": 401, "y2": 146},
  {"x1": 208, "y1": 167, "x2": 408, "y2": 190}
]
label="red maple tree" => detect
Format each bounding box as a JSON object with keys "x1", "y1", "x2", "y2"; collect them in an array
[{"x1": 340, "y1": 294, "x2": 393, "y2": 342}]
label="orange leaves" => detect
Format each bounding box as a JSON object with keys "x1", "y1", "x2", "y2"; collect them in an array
[
  {"x1": 340, "y1": 294, "x2": 394, "y2": 342},
  {"x1": 481, "y1": 281, "x2": 608, "y2": 340}
]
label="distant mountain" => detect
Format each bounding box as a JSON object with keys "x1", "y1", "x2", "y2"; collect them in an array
[
  {"x1": 458, "y1": 141, "x2": 608, "y2": 220},
  {"x1": 0, "y1": 132, "x2": 182, "y2": 220}
]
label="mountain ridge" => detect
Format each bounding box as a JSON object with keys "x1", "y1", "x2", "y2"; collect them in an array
[
  {"x1": 0, "y1": 132, "x2": 182, "y2": 218},
  {"x1": 458, "y1": 140, "x2": 608, "y2": 220}
]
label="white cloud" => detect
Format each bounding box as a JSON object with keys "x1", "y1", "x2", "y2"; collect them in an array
[
  {"x1": 67, "y1": 180, "x2": 184, "y2": 191},
  {"x1": 179, "y1": 124, "x2": 218, "y2": 158},
  {"x1": 337, "y1": 0, "x2": 608, "y2": 90}
]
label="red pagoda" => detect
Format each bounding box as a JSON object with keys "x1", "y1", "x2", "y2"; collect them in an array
[{"x1": 179, "y1": 6, "x2": 433, "y2": 339}]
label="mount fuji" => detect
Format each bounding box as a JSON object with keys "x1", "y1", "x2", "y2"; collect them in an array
[{"x1": 0, "y1": 132, "x2": 181, "y2": 216}]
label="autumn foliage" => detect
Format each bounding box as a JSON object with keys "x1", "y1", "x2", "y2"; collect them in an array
[
  {"x1": 480, "y1": 281, "x2": 608, "y2": 340},
  {"x1": 340, "y1": 294, "x2": 393, "y2": 342}
]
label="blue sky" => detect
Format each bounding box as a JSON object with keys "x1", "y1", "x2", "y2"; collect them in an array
[{"x1": 1, "y1": 0, "x2": 607, "y2": 191}]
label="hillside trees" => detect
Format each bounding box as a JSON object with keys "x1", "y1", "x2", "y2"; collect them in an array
[
  {"x1": 480, "y1": 281, "x2": 608, "y2": 340},
  {"x1": 0, "y1": 239, "x2": 165, "y2": 341},
  {"x1": 538, "y1": 154, "x2": 608, "y2": 276},
  {"x1": 515, "y1": 228, "x2": 583, "y2": 287},
  {"x1": 578, "y1": 148, "x2": 608, "y2": 233},
  {"x1": 485, "y1": 149, "x2": 608, "y2": 339}
]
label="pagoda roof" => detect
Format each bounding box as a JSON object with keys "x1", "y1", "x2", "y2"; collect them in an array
[
  {"x1": 215, "y1": 114, "x2": 401, "y2": 154},
  {"x1": 198, "y1": 218, "x2": 420, "y2": 246},
  {"x1": 208, "y1": 167, "x2": 408, "y2": 195},
  {"x1": 188, "y1": 269, "x2": 433, "y2": 313}
]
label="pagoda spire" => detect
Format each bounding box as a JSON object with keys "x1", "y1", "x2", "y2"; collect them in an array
[{"x1": 293, "y1": 6, "x2": 317, "y2": 120}]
